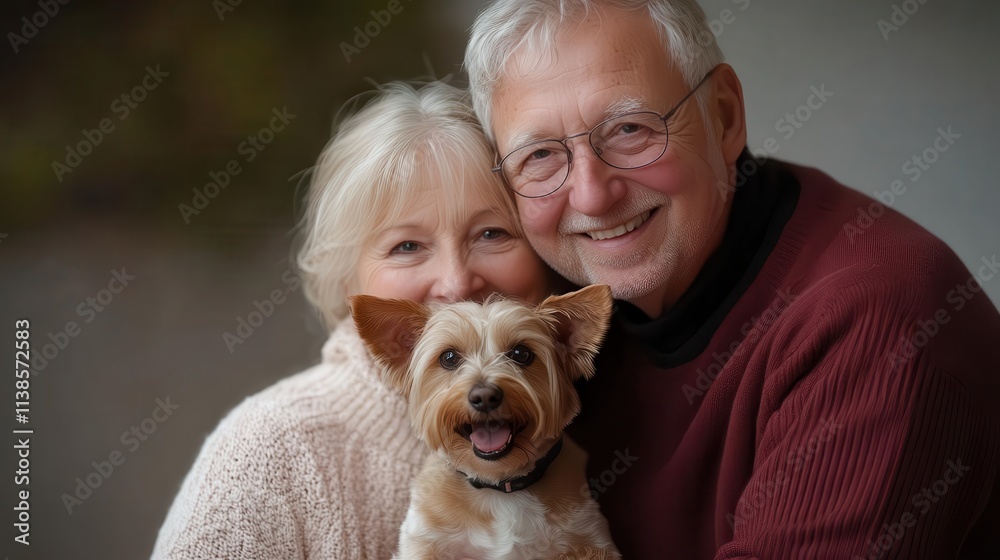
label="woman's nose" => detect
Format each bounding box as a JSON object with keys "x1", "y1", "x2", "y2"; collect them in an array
[{"x1": 428, "y1": 255, "x2": 487, "y2": 303}]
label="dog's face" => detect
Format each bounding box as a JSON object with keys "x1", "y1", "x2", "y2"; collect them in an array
[{"x1": 350, "y1": 285, "x2": 612, "y2": 484}]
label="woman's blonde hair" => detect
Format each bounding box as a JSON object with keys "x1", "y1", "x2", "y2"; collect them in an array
[{"x1": 296, "y1": 81, "x2": 521, "y2": 328}]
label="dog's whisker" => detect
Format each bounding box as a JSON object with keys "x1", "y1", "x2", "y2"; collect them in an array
[{"x1": 513, "y1": 442, "x2": 538, "y2": 465}]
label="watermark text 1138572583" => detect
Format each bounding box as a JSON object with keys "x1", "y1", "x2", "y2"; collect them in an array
[{"x1": 14, "y1": 319, "x2": 34, "y2": 546}]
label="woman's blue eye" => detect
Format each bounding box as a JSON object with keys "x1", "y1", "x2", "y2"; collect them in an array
[
  {"x1": 393, "y1": 241, "x2": 420, "y2": 253},
  {"x1": 482, "y1": 229, "x2": 507, "y2": 240}
]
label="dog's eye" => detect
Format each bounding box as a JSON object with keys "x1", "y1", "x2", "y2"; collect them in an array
[
  {"x1": 506, "y1": 344, "x2": 534, "y2": 366},
  {"x1": 439, "y1": 350, "x2": 461, "y2": 370}
]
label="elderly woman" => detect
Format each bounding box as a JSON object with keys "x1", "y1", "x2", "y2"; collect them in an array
[{"x1": 151, "y1": 82, "x2": 552, "y2": 559}]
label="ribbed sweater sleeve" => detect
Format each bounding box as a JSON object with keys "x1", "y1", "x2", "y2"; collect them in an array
[
  {"x1": 150, "y1": 397, "x2": 318, "y2": 559},
  {"x1": 150, "y1": 323, "x2": 427, "y2": 559},
  {"x1": 571, "y1": 161, "x2": 1000, "y2": 558},
  {"x1": 715, "y1": 267, "x2": 999, "y2": 559}
]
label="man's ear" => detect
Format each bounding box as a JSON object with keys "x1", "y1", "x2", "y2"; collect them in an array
[
  {"x1": 536, "y1": 284, "x2": 613, "y2": 380},
  {"x1": 709, "y1": 63, "x2": 747, "y2": 169},
  {"x1": 348, "y1": 295, "x2": 431, "y2": 397}
]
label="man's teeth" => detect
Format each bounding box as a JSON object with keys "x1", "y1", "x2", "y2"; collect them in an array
[{"x1": 586, "y1": 210, "x2": 652, "y2": 241}]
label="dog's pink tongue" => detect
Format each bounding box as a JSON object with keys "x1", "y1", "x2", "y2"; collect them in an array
[{"x1": 470, "y1": 422, "x2": 511, "y2": 452}]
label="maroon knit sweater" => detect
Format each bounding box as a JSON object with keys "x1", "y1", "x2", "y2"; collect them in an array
[{"x1": 569, "y1": 156, "x2": 1000, "y2": 559}]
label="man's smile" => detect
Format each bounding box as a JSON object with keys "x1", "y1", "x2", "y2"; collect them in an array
[{"x1": 585, "y1": 209, "x2": 653, "y2": 241}]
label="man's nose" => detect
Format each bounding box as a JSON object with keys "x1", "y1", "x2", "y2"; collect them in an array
[{"x1": 565, "y1": 139, "x2": 627, "y2": 217}]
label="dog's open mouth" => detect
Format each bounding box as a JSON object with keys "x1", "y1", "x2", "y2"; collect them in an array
[{"x1": 456, "y1": 420, "x2": 519, "y2": 460}]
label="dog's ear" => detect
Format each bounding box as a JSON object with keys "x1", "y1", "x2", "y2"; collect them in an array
[
  {"x1": 536, "y1": 284, "x2": 613, "y2": 380},
  {"x1": 348, "y1": 295, "x2": 431, "y2": 397}
]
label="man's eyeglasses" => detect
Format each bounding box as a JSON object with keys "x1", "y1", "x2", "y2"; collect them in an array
[{"x1": 492, "y1": 68, "x2": 717, "y2": 199}]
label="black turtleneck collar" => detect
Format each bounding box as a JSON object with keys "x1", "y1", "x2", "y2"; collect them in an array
[{"x1": 612, "y1": 150, "x2": 800, "y2": 367}]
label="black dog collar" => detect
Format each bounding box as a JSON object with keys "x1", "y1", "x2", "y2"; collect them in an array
[{"x1": 460, "y1": 437, "x2": 564, "y2": 493}]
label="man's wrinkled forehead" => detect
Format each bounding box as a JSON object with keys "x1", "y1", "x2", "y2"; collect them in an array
[{"x1": 491, "y1": 14, "x2": 671, "y2": 151}]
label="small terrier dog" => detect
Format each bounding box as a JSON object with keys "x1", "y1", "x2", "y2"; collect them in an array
[{"x1": 350, "y1": 285, "x2": 620, "y2": 560}]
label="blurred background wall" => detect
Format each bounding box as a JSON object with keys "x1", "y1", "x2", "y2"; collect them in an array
[{"x1": 1, "y1": 0, "x2": 997, "y2": 558}]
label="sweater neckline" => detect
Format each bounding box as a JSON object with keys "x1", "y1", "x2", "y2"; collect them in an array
[{"x1": 613, "y1": 151, "x2": 801, "y2": 367}]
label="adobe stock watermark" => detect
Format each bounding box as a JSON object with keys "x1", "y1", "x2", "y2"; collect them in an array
[
  {"x1": 854, "y1": 458, "x2": 970, "y2": 560},
  {"x1": 843, "y1": 126, "x2": 960, "y2": 243},
  {"x1": 887, "y1": 253, "x2": 998, "y2": 371},
  {"x1": 682, "y1": 288, "x2": 798, "y2": 404},
  {"x1": 721, "y1": 83, "x2": 834, "y2": 198},
  {"x1": 30, "y1": 268, "x2": 136, "y2": 375},
  {"x1": 178, "y1": 106, "x2": 296, "y2": 224},
  {"x1": 878, "y1": 0, "x2": 931, "y2": 42},
  {"x1": 518, "y1": 445, "x2": 636, "y2": 558},
  {"x1": 212, "y1": 0, "x2": 244, "y2": 21},
  {"x1": 695, "y1": 0, "x2": 751, "y2": 47},
  {"x1": 579, "y1": 448, "x2": 639, "y2": 501},
  {"x1": 223, "y1": 269, "x2": 302, "y2": 353},
  {"x1": 340, "y1": 0, "x2": 413, "y2": 63},
  {"x1": 7, "y1": 0, "x2": 71, "y2": 54},
  {"x1": 61, "y1": 397, "x2": 180, "y2": 514},
  {"x1": 51, "y1": 64, "x2": 169, "y2": 183},
  {"x1": 728, "y1": 417, "x2": 843, "y2": 531}
]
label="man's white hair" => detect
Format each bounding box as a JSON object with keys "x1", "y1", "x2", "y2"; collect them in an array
[{"x1": 465, "y1": 0, "x2": 725, "y2": 143}]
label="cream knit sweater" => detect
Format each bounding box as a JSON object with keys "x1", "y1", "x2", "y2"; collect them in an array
[{"x1": 151, "y1": 321, "x2": 428, "y2": 559}]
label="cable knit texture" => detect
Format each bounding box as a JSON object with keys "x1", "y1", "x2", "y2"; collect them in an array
[{"x1": 151, "y1": 321, "x2": 428, "y2": 559}]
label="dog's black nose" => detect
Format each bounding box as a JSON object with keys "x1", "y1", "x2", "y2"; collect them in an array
[{"x1": 468, "y1": 383, "x2": 503, "y2": 412}]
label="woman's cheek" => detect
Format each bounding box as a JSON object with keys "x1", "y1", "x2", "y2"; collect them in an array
[
  {"x1": 358, "y1": 264, "x2": 425, "y2": 301},
  {"x1": 516, "y1": 195, "x2": 563, "y2": 237},
  {"x1": 488, "y1": 244, "x2": 548, "y2": 303}
]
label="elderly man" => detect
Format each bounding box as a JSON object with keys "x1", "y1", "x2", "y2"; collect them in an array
[{"x1": 466, "y1": 1, "x2": 1000, "y2": 558}]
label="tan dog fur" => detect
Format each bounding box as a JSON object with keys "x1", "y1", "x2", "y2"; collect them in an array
[{"x1": 350, "y1": 285, "x2": 620, "y2": 560}]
